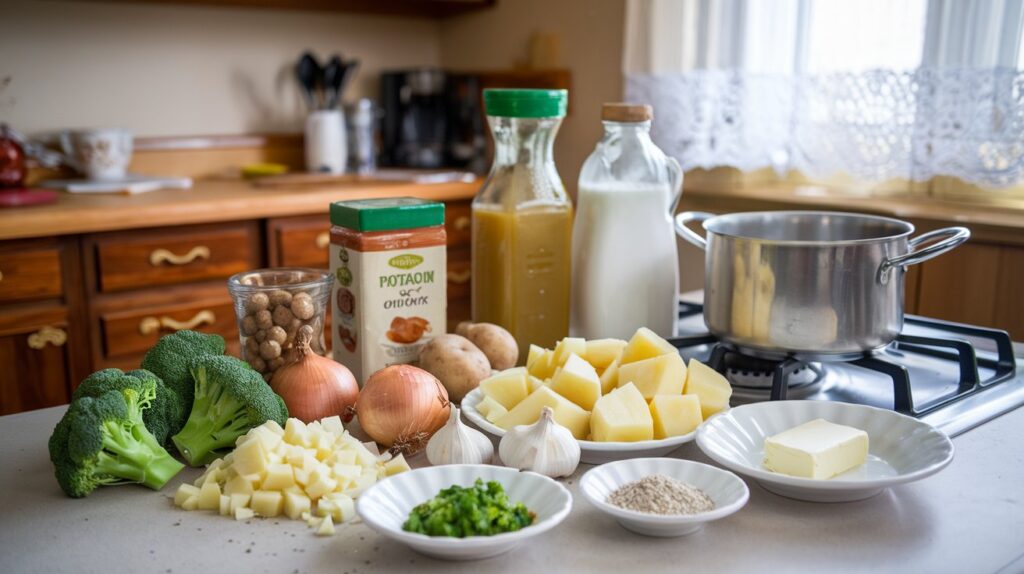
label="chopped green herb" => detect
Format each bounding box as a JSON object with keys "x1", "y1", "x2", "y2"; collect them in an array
[{"x1": 402, "y1": 479, "x2": 535, "y2": 537}]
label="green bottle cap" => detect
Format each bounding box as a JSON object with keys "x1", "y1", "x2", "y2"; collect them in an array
[
  {"x1": 330, "y1": 197, "x2": 445, "y2": 232},
  {"x1": 484, "y1": 89, "x2": 568, "y2": 118}
]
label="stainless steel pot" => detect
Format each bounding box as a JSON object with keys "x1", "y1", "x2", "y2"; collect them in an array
[{"x1": 675, "y1": 211, "x2": 970, "y2": 361}]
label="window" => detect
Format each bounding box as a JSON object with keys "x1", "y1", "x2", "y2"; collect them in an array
[{"x1": 624, "y1": 0, "x2": 1024, "y2": 194}]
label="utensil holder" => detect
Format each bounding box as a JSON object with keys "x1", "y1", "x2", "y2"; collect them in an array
[{"x1": 305, "y1": 110, "x2": 346, "y2": 174}]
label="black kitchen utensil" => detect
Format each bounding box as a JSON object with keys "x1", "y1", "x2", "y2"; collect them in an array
[
  {"x1": 323, "y1": 55, "x2": 345, "y2": 109},
  {"x1": 296, "y1": 52, "x2": 322, "y2": 110}
]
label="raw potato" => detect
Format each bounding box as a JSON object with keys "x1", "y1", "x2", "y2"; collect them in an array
[
  {"x1": 419, "y1": 334, "x2": 491, "y2": 402},
  {"x1": 456, "y1": 322, "x2": 519, "y2": 370},
  {"x1": 175, "y1": 416, "x2": 411, "y2": 534}
]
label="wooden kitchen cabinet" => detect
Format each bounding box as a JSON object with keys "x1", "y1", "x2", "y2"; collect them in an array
[
  {"x1": 0, "y1": 306, "x2": 73, "y2": 415},
  {"x1": 915, "y1": 242, "x2": 1024, "y2": 337},
  {"x1": 0, "y1": 179, "x2": 479, "y2": 415},
  {"x1": 268, "y1": 215, "x2": 331, "y2": 269}
]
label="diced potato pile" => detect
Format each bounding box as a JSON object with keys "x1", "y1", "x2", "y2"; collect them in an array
[
  {"x1": 173, "y1": 416, "x2": 411, "y2": 534},
  {"x1": 480, "y1": 328, "x2": 732, "y2": 442}
]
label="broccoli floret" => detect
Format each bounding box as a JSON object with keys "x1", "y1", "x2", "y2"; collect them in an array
[
  {"x1": 140, "y1": 330, "x2": 225, "y2": 409},
  {"x1": 48, "y1": 389, "x2": 184, "y2": 498},
  {"x1": 71, "y1": 368, "x2": 183, "y2": 445},
  {"x1": 171, "y1": 355, "x2": 288, "y2": 466},
  {"x1": 126, "y1": 369, "x2": 185, "y2": 444}
]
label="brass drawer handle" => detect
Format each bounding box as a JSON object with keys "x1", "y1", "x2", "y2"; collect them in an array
[
  {"x1": 139, "y1": 310, "x2": 215, "y2": 335},
  {"x1": 149, "y1": 246, "x2": 210, "y2": 266},
  {"x1": 28, "y1": 326, "x2": 67, "y2": 349},
  {"x1": 316, "y1": 231, "x2": 330, "y2": 249},
  {"x1": 448, "y1": 270, "x2": 471, "y2": 284},
  {"x1": 453, "y1": 216, "x2": 471, "y2": 232}
]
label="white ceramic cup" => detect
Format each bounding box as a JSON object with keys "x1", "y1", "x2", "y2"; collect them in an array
[
  {"x1": 60, "y1": 128, "x2": 132, "y2": 180},
  {"x1": 305, "y1": 110, "x2": 347, "y2": 174}
]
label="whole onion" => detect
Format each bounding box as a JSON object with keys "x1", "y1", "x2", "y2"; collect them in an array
[
  {"x1": 354, "y1": 365, "x2": 450, "y2": 454},
  {"x1": 270, "y1": 325, "x2": 358, "y2": 423}
]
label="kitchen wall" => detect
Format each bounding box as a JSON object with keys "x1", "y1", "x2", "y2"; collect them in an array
[
  {"x1": 439, "y1": 0, "x2": 627, "y2": 191},
  {"x1": 0, "y1": 0, "x2": 441, "y2": 136}
]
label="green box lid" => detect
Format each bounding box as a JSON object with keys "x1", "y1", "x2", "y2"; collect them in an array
[
  {"x1": 484, "y1": 88, "x2": 568, "y2": 118},
  {"x1": 330, "y1": 197, "x2": 445, "y2": 232}
]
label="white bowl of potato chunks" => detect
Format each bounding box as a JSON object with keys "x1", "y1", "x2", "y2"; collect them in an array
[{"x1": 461, "y1": 328, "x2": 733, "y2": 464}]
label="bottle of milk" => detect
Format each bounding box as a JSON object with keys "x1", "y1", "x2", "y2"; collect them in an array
[{"x1": 571, "y1": 103, "x2": 683, "y2": 340}]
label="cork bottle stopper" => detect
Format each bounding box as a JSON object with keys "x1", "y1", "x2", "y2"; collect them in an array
[{"x1": 602, "y1": 103, "x2": 653, "y2": 122}]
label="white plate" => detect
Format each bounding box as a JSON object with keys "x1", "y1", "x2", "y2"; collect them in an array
[
  {"x1": 696, "y1": 400, "x2": 955, "y2": 502},
  {"x1": 461, "y1": 388, "x2": 698, "y2": 464},
  {"x1": 580, "y1": 458, "x2": 749, "y2": 537},
  {"x1": 356, "y1": 464, "x2": 572, "y2": 561}
]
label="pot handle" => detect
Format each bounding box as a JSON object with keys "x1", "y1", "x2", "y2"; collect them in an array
[
  {"x1": 878, "y1": 226, "x2": 971, "y2": 283},
  {"x1": 674, "y1": 211, "x2": 714, "y2": 251}
]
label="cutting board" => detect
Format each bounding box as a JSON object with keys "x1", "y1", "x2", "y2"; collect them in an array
[{"x1": 252, "y1": 169, "x2": 476, "y2": 188}]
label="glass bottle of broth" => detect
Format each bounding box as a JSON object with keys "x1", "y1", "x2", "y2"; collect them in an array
[{"x1": 472, "y1": 89, "x2": 572, "y2": 362}]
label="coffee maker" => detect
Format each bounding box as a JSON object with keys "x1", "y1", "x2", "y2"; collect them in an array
[{"x1": 379, "y1": 68, "x2": 486, "y2": 172}]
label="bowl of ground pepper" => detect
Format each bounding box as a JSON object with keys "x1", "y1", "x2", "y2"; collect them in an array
[{"x1": 580, "y1": 458, "x2": 749, "y2": 537}]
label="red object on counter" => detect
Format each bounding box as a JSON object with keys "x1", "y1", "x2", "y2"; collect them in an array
[{"x1": 0, "y1": 188, "x2": 59, "y2": 207}]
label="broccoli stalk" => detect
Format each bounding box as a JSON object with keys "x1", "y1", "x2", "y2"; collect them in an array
[
  {"x1": 171, "y1": 355, "x2": 288, "y2": 466},
  {"x1": 49, "y1": 389, "x2": 184, "y2": 498},
  {"x1": 140, "y1": 330, "x2": 226, "y2": 422},
  {"x1": 83, "y1": 407, "x2": 182, "y2": 489}
]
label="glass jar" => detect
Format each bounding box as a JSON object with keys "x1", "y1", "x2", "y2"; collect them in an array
[
  {"x1": 227, "y1": 268, "x2": 333, "y2": 383},
  {"x1": 472, "y1": 89, "x2": 572, "y2": 362},
  {"x1": 330, "y1": 197, "x2": 447, "y2": 384},
  {"x1": 571, "y1": 104, "x2": 683, "y2": 339}
]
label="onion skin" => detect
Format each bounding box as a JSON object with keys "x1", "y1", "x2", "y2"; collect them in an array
[
  {"x1": 355, "y1": 365, "x2": 451, "y2": 454},
  {"x1": 271, "y1": 326, "x2": 359, "y2": 423}
]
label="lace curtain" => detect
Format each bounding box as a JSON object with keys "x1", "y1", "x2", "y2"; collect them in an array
[{"x1": 624, "y1": 0, "x2": 1024, "y2": 189}]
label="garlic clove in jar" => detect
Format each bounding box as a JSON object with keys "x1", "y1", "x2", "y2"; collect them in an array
[
  {"x1": 425, "y1": 406, "x2": 494, "y2": 466},
  {"x1": 498, "y1": 407, "x2": 580, "y2": 478}
]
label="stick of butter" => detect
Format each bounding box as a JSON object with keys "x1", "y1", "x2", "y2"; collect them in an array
[{"x1": 764, "y1": 418, "x2": 869, "y2": 479}]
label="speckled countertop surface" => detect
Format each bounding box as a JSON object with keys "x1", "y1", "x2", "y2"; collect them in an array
[{"x1": 2, "y1": 403, "x2": 1023, "y2": 574}]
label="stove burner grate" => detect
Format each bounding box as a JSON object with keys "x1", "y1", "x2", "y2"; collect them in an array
[{"x1": 671, "y1": 303, "x2": 1017, "y2": 417}]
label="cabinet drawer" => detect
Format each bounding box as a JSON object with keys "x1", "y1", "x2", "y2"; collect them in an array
[
  {"x1": 270, "y1": 216, "x2": 330, "y2": 269},
  {"x1": 0, "y1": 247, "x2": 63, "y2": 302},
  {"x1": 445, "y1": 200, "x2": 472, "y2": 248},
  {"x1": 93, "y1": 222, "x2": 259, "y2": 292},
  {"x1": 100, "y1": 298, "x2": 238, "y2": 359}
]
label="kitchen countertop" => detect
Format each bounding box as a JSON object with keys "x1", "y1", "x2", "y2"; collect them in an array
[
  {"x1": 2, "y1": 404, "x2": 1022, "y2": 574},
  {"x1": 0, "y1": 179, "x2": 479, "y2": 241}
]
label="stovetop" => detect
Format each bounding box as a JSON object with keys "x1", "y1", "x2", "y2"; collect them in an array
[{"x1": 672, "y1": 303, "x2": 1024, "y2": 437}]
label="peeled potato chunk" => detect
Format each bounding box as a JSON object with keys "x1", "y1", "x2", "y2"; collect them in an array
[
  {"x1": 650, "y1": 394, "x2": 702, "y2": 439},
  {"x1": 684, "y1": 359, "x2": 732, "y2": 419},
  {"x1": 479, "y1": 367, "x2": 530, "y2": 409},
  {"x1": 548, "y1": 353, "x2": 601, "y2": 410},
  {"x1": 584, "y1": 338, "x2": 627, "y2": 369},
  {"x1": 620, "y1": 327, "x2": 677, "y2": 365},
  {"x1": 496, "y1": 386, "x2": 591, "y2": 439},
  {"x1": 617, "y1": 352, "x2": 687, "y2": 400},
  {"x1": 591, "y1": 383, "x2": 653, "y2": 442}
]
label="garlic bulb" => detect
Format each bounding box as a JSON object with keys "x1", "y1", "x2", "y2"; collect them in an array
[
  {"x1": 426, "y1": 407, "x2": 494, "y2": 465},
  {"x1": 498, "y1": 407, "x2": 580, "y2": 478}
]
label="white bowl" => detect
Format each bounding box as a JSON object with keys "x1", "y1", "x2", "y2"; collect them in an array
[
  {"x1": 461, "y1": 388, "x2": 698, "y2": 464},
  {"x1": 356, "y1": 464, "x2": 572, "y2": 561},
  {"x1": 696, "y1": 400, "x2": 955, "y2": 502},
  {"x1": 580, "y1": 458, "x2": 749, "y2": 537}
]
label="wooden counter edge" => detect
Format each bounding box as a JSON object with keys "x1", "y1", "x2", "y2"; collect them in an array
[{"x1": 0, "y1": 180, "x2": 480, "y2": 241}]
